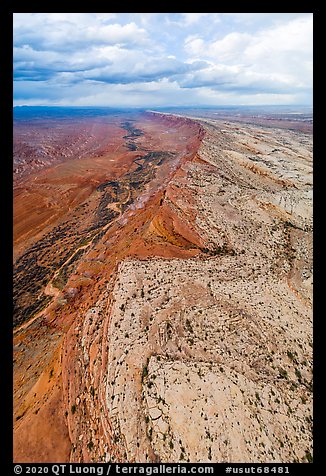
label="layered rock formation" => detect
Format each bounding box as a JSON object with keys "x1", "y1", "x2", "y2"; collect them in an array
[{"x1": 13, "y1": 111, "x2": 312, "y2": 463}]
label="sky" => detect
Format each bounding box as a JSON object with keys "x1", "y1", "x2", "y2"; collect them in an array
[{"x1": 13, "y1": 13, "x2": 313, "y2": 107}]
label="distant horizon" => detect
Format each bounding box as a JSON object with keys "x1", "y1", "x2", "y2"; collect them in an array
[{"x1": 13, "y1": 104, "x2": 313, "y2": 110}]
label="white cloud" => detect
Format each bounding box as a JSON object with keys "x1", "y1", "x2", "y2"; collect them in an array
[
  {"x1": 14, "y1": 45, "x2": 105, "y2": 77},
  {"x1": 183, "y1": 15, "x2": 313, "y2": 99},
  {"x1": 185, "y1": 16, "x2": 312, "y2": 62},
  {"x1": 180, "y1": 13, "x2": 219, "y2": 26},
  {"x1": 14, "y1": 14, "x2": 149, "y2": 51},
  {"x1": 165, "y1": 13, "x2": 220, "y2": 28},
  {"x1": 223, "y1": 12, "x2": 312, "y2": 27},
  {"x1": 14, "y1": 40, "x2": 205, "y2": 85},
  {"x1": 180, "y1": 63, "x2": 305, "y2": 95},
  {"x1": 185, "y1": 32, "x2": 252, "y2": 61},
  {"x1": 13, "y1": 13, "x2": 313, "y2": 106},
  {"x1": 245, "y1": 16, "x2": 312, "y2": 58}
]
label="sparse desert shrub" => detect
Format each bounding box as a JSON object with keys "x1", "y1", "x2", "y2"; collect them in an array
[
  {"x1": 295, "y1": 368, "x2": 302, "y2": 381},
  {"x1": 208, "y1": 447, "x2": 212, "y2": 460},
  {"x1": 279, "y1": 367, "x2": 288, "y2": 379},
  {"x1": 185, "y1": 319, "x2": 193, "y2": 333},
  {"x1": 305, "y1": 450, "x2": 313, "y2": 463},
  {"x1": 87, "y1": 440, "x2": 94, "y2": 451},
  {"x1": 142, "y1": 363, "x2": 149, "y2": 381},
  {"x1": 287, "y1": 351, "x2": 295, "y2": 361}
]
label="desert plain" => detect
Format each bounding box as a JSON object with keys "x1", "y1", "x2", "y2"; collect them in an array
[{"x1": 13, "y1": 107, "x2": 313, "y2": 463}]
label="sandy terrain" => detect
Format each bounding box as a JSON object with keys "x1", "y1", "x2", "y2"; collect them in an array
[{"x1": 13, "y1": 111, "x2": 312, "y2": 463}]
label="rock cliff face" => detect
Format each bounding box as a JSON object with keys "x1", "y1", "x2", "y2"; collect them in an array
[{"x1": 13, "y1": 112, "x2": 312, "y2": 463}]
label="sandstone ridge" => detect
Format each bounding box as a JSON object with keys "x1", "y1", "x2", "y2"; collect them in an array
[{"x1": 14, "y1": 111, "x2": 312, "y2": 463}]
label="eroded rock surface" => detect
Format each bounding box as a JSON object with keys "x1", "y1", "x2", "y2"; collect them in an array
[{"x1": 14, "y1": 111, "x2": 312, "y2": 463}]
